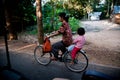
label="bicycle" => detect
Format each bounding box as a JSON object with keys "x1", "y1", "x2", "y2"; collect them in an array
[{"x1": 34, "y1": 37, "x2": 88, "y2": 73}]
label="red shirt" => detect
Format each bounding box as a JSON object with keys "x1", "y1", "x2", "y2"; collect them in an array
[{"x1": 58, "y1": 21, "x2": 72, "y2": 46}]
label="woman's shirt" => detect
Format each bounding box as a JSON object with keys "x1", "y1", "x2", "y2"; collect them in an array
[
  {"x1": 73, "y1": 35, "x2": 85, "y2": 49},
  {"x1": 58, "y1": 21, "x2": 72, "y2": 46}
]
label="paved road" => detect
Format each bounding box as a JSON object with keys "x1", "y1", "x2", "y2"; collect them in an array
[{"x1": 0, "y1": 49, "x2": 120, "y2": 80}]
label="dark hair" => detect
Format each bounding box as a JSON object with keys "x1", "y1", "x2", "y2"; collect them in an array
[
  {"x1": 59, "y1": 12, "x2": 69, "y2": 22},
  {"x1": 77, "y1": 27, "x2": 85, "y2": 35}
]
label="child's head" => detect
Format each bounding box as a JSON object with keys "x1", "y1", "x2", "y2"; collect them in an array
[{"x1": 77, "y1": 27, "x2": 85, "y2": 35}]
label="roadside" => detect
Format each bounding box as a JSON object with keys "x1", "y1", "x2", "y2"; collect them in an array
[{"x1": 81, "y1": 20, "x2": 120, "y2": 67}]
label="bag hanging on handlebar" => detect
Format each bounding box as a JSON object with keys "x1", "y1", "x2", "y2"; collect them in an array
[{"x1": 43, "y1": 37, "x2": 52, "y2": 53}]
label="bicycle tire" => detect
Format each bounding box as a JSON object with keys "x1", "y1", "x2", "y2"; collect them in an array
[
  {"x1": 64, "y1": 51, "x2": 88, "y2": 72},
  {"x1": 34, "y1": 45, "x2": 51, "y2": 65}
]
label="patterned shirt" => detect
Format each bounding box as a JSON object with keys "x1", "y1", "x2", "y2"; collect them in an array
[{"x1": 58, "y1": 21, "x2": 72, "y2": 46}]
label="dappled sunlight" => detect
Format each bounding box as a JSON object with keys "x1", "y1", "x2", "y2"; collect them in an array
[
  {"x1": 13, "y1": 44, "x2": 36, "y2": 52},
  {"x1": 0, "y1": 39, "x2": 36, "y2": 53}
]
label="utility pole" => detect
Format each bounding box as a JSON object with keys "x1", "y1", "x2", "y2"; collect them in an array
[{"x1": 0, "y1": 0, "x2": 11, "y2": 69}]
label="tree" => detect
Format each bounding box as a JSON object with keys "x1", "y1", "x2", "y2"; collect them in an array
[
  {"x1": 2, "y1": 0, "x2": 36, "y2": 40},
  {"x1": 36, "y1": 0, "x2": 44, "y2": 44},
  {"x1": 63, "y1": 0, "x2": 96, "y2": 19},
  {"x1": 105, "y1": 0, "x2": 120, "y2": 18},
  {"x1": 5, "y1": 0, "x2": 19, "y2": 40},
  {"x1": 105, "y1": 0, "x2": 113, "y2": 17}
]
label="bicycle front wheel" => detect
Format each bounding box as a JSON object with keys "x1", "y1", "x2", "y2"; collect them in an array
[
  {"x1": 64, "y1": 51, "x2": 88, "y2": 72},
  {"x1": 34, "y1": 45, "x2": 51, "y2": 65}
]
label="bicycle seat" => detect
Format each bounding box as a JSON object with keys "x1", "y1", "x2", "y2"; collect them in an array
[
  {"x1": 67, "y1": 45, "x2": 86, "y2": 54},
  {"x1": 67, "y1": 45, "x2": 74, "y2": 52}
]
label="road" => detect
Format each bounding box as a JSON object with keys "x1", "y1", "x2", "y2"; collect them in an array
[{"x1": 0, "y1": 49, "x2": 120, "y2": 80}]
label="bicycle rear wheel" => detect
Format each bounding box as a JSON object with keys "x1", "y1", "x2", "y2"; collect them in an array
[
  {"x1": 64, "y1": 51, "x2": 88, "y2": 72},
  {"x1": 34, "y1": 45, "x2": 51, "y2": 65}
]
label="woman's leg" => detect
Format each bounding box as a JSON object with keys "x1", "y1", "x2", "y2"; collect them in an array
[{"x1": 51, "y1": 41, "x2": 66, "y2": 59}]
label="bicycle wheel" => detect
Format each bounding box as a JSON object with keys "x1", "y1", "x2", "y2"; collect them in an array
[
  {"x1": 34, "y1": 45, "x2": 51, "y2": 65},
  {"x1": 64, "y1": 51, "x2": 88, "y2": 72}
]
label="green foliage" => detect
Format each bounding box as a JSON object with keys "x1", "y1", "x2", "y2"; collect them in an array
[
  {"x1": 25, "y1": 0, "x2": 81, "y2": 35},
  {"x1": 16, "y1": 0, "x2": 36, "y2": 26},
  {"x1": 42, "y1": 0, "x2": 81, "y2": 33},
  {"x1": 26, "y1": 25, "x2": 37, "y2": 35},
  {"x1": 20, "y1": 0, "x2": 109, "y2": 35},
  {"x1": 63, "y1": 0, "x2": 86, "y2": 19},
  {"x1": 69, "y1": 17, "x2": 80, "y2": 31}
]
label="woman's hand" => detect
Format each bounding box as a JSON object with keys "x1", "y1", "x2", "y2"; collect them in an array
[{"x1": 47, "y1": 35, "x2": 50, "y2": 38}]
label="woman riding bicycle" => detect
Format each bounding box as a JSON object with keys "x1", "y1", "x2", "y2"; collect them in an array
[
  {"x1": 48, "y1": 12, "x2": 73, "y2": 61},
  {"x1": 34, "y1": 16, "x2": 88, "y2": 72}
]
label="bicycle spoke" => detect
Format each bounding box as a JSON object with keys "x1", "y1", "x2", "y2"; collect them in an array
[
  {"x1": 64, "y1": 51, "x2": 88, "y2": 72},
  {"x1": 34, "y1": 46, "x2": 51, "y2": 65}
]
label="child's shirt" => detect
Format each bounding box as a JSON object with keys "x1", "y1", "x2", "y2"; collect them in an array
[{"x1": 73, "y1": 35, "x2": 85, "y2": 49}]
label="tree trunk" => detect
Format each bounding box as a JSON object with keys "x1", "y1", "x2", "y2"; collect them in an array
[
  {"x1": 36, "y1": 0, "x2": 44, "y2": 44},
  {"x1": 5, "y1": 0, "x2": 18, "y2": 40},
  {"x1": 5, "y1": 12, "x2": 18, "y2": 40},
  {"x1": 106, "y1": 0, "x2": 110, "y2": 17}
]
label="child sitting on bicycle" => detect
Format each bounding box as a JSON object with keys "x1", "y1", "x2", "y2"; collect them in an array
[{"x1": 70, "y1": 27, "x2": 85, "y2": 64}]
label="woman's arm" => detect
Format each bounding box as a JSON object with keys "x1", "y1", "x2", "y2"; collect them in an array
[
  {"x1": 48, "y1": 22, "x2": 66, "y2": 38},
  {"x1": 48, "y1": 30, "x2": 59, "y2": 38}
]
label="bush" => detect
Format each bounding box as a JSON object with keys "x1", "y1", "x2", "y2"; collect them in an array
[{"x1": 69, "y1": 17, "x2": 81, "y2": 31}]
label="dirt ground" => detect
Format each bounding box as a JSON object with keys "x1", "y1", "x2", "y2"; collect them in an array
[
  {"x1": 81, "y1": 20, "x2": 120, "y2": 67},
  {"x1": 0, "y1": 20, "x2": 120, "y2": 68}
]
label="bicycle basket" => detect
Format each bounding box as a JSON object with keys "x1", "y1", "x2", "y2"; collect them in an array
[{"x1": 43, "y1": 37, "x2": 52, "y2": 53}]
